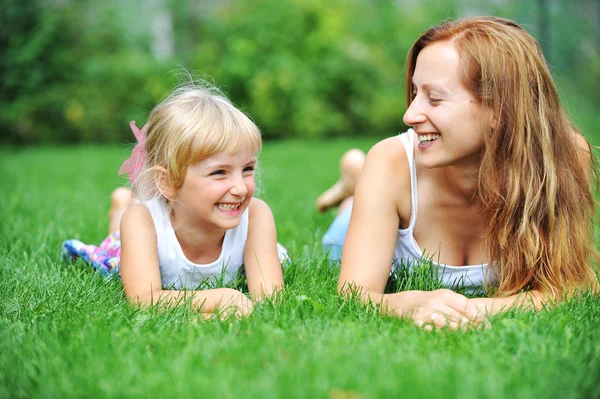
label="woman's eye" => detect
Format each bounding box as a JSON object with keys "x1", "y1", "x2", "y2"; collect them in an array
[{"x1": 428, "y1": 97, "x2": 442, "y2": 104}]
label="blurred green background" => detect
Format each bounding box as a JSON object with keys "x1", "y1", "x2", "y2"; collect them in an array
[{"x1": 1, "y1": 0, "x2": 598, "y2": 145}]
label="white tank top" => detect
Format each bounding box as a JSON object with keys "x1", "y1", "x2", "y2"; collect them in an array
[
  {"x1": 144, "y1": 197, "x2": 248, "y2": 290},
  {"x1": 394, "y1": 129, "x2": 489, "y2": 291}
]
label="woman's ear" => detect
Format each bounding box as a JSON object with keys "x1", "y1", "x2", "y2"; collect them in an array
[{"x1": 152, "y1": 166, "x2": 175, "y2": 199}]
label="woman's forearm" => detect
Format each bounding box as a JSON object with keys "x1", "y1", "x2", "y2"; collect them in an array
[
  {"x1": 341, "y1": 284, "x2": 417, "y2": 318},
  {"x1": 470, "y1": 290, "x2": 548, "y2": 315}
]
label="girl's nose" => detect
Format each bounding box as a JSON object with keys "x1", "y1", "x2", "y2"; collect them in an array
[
  {"x1": 230, "y1": 175, "x2": 248, "y2": 197},
  {"x1": 403, "y1": 97, "x2": 427, "y2": 127}
]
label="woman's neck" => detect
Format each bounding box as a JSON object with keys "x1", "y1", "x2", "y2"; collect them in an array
[{"x1": 438, "y1": 162, "x2": 481, "y2": 203}]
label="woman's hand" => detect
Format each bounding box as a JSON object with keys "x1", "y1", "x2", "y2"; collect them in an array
[{"x1": 385, "y1": 289, "x2": 486, "y2": 330}]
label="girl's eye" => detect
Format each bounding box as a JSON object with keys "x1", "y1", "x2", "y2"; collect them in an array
[
  {"x1": 243, "y1": 166, "x2": 255, "y2": 173},
  {"x1": 210, "y1": 170, "x2": 226, "y2": 176}
]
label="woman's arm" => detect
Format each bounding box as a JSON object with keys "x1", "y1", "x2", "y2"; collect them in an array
[
  {"x1": 338, "y1": 138, "x2": 483, "y2": 329},
  {"x1": 470, "y1": 290, "x2": 548, "y2": 316},
  {"x1": 243, "y1": 198, "x2": 285, "y2": 300},
  {"x1": 337, "y1": 138, "x2": 405, "y2": 296},
  {"x1": 119, "y1": 204, "x2": 253, "y2": 317}
]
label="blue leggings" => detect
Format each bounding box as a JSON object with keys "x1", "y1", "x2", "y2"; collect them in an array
[{"x1": 322, "y1": 207, "x2": 352, "y2": 261}]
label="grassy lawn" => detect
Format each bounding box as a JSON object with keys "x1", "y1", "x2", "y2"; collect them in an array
[{"x1": 1, "y1": 138, "x2": 600, "y2": 398}]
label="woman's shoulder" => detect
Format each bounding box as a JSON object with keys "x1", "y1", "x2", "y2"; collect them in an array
[
  {"x1": 360, "y1": 133, "x2": 413, "y2": 223},
  {"x1": 572, "y1": 131, "x2": 592, "y2": 155},
  {"x1": 366, "y1": 134, "x2": 411, "y2": 178},
  {"x1": 369, "y1": 133, "x2": 410, "y2": 158},
  {"x1": 571, "y1": 131, "x2": 593, "y2": 180}
]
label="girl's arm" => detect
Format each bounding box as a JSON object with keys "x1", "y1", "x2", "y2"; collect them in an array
[
  {"x1": 338, "y1": 138, "x2": 483, "y2": 330},
  {"x1": 243, "y1": 198, "x2": 284, "y2": 300},
  {"x1": 119, "y1": 204, "x2": 253, "y2": 317}
]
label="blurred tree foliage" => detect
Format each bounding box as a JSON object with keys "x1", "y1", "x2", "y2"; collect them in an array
[{"x1": 0, "y1": 0, "x2": 598, "y2": 144}]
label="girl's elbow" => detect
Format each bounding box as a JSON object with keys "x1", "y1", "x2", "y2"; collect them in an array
[{"x1": 125, "y1": 289, "x2": 163, "y2": 306}]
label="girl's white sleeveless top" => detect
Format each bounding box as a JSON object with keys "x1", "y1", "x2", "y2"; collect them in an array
[
  {"x1": 144, "y1": 197, "x2": 248, "y2": 290},
  {"x1": 394, "y1": 129, "x2": 490, "y2": 291}
]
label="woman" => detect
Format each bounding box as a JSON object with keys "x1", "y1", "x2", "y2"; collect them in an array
[{"x1": 320, "y1": 16, "x2": 599, "y2": 330}]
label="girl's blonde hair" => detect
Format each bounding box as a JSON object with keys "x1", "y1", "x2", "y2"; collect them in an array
[
  {"x1": 132, "y1": 84, "x2": 262, "y2": 200},
  {"x1": 406, "y1": 16, "x2": 599, "y2": 297}
]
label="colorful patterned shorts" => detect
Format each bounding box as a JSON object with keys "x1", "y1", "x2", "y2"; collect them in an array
[
  {"x1": 62, "y1": 232, "x2": 290, "y2": 279},
  {"x1": 62, "y1": 232, "x2": 122, "y2": 278}
]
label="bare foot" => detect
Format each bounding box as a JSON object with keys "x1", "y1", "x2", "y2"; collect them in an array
[
  {"x1": 108, "y1": 187, "x2": 136, "y2": 234},
  {"x1": 316, "y1": 149, "x2": 365, "y2": 212}
]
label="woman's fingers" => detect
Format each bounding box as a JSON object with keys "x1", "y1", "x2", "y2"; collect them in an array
[
  {"x1": 412, "y1": 303, "x2": 486, "y2": 331},
  {"x1": 414, "y1": 312, "x2": 452, "y2": 331},
  {"x1": 413, "y1": 313, "x2": 465, "y2": 331},
  {"x1": 440, "y1": 290, "x2": 486, "y2": 322}
]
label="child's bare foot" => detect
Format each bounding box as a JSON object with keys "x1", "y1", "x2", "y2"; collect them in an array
[
  {"x1": 316, "y1": 149, "x2": 365, "y2": 212},
  {"x1": 108, "y1": 187, "x2": 136, "y2": 234}
]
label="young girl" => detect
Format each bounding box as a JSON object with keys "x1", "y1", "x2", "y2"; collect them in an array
[
  {"x1": 63, "y1": 84, "x2": 286, "y2": 318},
  {"x1": 319, "y1": 16, "x2": 599, "y2": 329}
]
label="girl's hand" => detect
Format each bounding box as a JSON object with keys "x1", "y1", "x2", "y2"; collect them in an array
[
  {"x1": 208, "y1": 288, "x2": 255, "y2": 319},
  {"x1": 386, "y1": 289, "x2": 486, "y2": 331}
]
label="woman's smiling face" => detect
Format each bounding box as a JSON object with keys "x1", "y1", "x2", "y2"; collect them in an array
[{"x1": 403, "y1": 40, "x2": 492, "y2": 169}]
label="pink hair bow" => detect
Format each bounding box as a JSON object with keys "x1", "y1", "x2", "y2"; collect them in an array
[{"x1": 118, "y1": 121, "x2": 148, "y2": 185}]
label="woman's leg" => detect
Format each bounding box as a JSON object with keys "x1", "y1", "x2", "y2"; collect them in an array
[
  {"x1": 108, "y1": 187, "x2": 136, "y2": 234},
  {"x1": 321, "y1": 205, "x2": 353, "y2": 261},
  {"x1": 315, "y1": 149, "x2": 365, "y2": 212}
]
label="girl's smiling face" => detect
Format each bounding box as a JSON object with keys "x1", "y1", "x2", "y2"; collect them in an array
[
  {"x1": 173, "y1": 147, "x2": 257, "y2": 232},
  {"x1": 403, "y1": 40, "x2": 492, "y2": 169}
]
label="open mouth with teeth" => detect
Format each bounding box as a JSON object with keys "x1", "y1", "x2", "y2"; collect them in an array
[
  {"x1": 216, "y1": 203, "x2": 241, "y2": 212},
  {"x1": 417, "y1": 134, "x2": 440, "y2": 144}
]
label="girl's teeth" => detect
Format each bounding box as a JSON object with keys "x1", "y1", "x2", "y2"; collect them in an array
[
  {"x1": 217, "y1": 204, "x2": 239, "y2": 211},
  {"x1": 418, "y1": 134, "x2": 440, "y2": 143}
]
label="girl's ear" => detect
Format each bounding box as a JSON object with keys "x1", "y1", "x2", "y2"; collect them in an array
[{"x1": 152, "y1": 166, "x2": 175, "y2": 199}]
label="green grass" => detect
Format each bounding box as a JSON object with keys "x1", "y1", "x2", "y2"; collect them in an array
[{"x1": 1, "y1": 140, "x2": 600, "y2": 399}]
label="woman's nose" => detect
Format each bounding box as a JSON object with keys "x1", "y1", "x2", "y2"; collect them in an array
[{"x1": 403, "y1": 97, "x2": 427, "y2": 126}]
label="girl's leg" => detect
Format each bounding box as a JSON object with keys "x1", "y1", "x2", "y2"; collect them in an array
[
  {"x1": 316, "y1": 149, "x2": 365, "y2": 212},
  {"x1": 108, "y1": 187, "x2": 136, "y2": 234}
]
